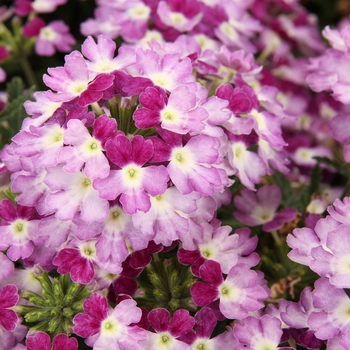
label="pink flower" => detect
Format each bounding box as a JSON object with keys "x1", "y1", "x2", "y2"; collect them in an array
[
  {"x1": 179, "y1": 307, "x2": 239, "y2": 348},
  {"x1": 287, "y1": 215, "x2": 340, "y2": 266},
  {"x1": 234, "y1": 315, "x2": 293, "y2": 350},
  {"x1": 309, "y1": 223, "x2": 350, "y2": 288},
  {"x1": 134, "y1": 84, "x2": 207, "y2": 133},
  {"x1": 35, "y1": 20, "x2": 76, "y2": 56},
  {"x1": 154, "y1": 128, "x2": 227, "y2": 195},
  {"x1": 191, "y1": 260, "x2": 268, "y2": 319},
  {"x1": 81, "y1": 35, "x2": 136, "y2": 76},
  {"x1": 43, "y1": 166, "x2": 109, "y2": 224},
  {"x1": 58, "y1": 115, "x2": 117, "y2": 180},
  {"x1": 141, "y1": 308, "x2": 195, "y2": 349},
  {"x1": 53, "y1": 239, "x2": 98, "y2": 284},
  {"x1": 43, "y1": 52, "x2": 114, "y2": 105},
  {"x1": 73, "y1": 293, "x2": 147, "y2": 349},
  {"x1": 0, "y1": 199, "x2": 40, "y2": 261},
  {"x1": 178, "y1": 223, "x2": 259, "y2": 276},
  {"x1": 226, "y1": 135, "x2": 267, "y2": 191},
  {"x1": 308, "y1": 278, "x2": 350, "y2": 343},
  {"x1": 234, "y1": 185, "x2": 297, "y2": 232},
  {"x1": 22, "y1": 17, "x2": 46, "y2": 38},
  {"x1": 133, "y1": 48, "x2": 194, "y2": 91},
  {"x1": 93, "y1": 134, "x2": 169, "y2": 214},
  {"x1": 156, "y1": 0, "x2": 202, "y2": 32}
]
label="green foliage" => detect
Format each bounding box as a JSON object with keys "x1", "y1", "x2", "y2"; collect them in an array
[
  {"x1": 0, "y1": 77, "x2": 34, "y2": 148},
  {"x1": 19, "y1": 271, "x2": 91, "y2": 338},
  {"x1": 271, "y1": 163, "x2": 321, "y2": 213}
]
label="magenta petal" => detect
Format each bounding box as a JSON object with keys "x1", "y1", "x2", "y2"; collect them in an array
[
  {"x1": 191, "y1": 282, "x2": 218, "y2": 306},
  {"x1": 73, "y1": 313, "x2": 101, "y2": 338},
  {"x1": 139, "y1": 86, "x2": 167, "y2": 110},
  {"x1": 70, "y1": 257, "x2": 94, "y2": 284},
  {"x1": 194, "y1": 307, "x2": 217, "y2": 338},
  {"x1": 0, "y1": 284, "x2": 19, "y2": 308},
  {"x1": 53, "y1": 248, "x2": 80, "y2": 274},
  {"x1": 122, "y1": 76, "x2": 153, "y2": 95},
  {"x1": 83, "y1": 293, "x2": 109, "y2": 321},
  {"x1": 229, "y1": 91, "x2": 252, "y2": 114},
  {"x1": 0, "y1": 199, "x2": 17, "y2": 221},
  {"x1": 129, "y1": 250, "x2": 152, "y2": 269},
  {"x1": 88, "y1": 73, "x2": 114, "y2": 91},
  {"x1": 93, "y1": 114, "x2": 117, "y2": 144},
  {"x1": 198, "y1": 260, "x2": 223, "y2": 285},
  {"x1": 168, "y1": 309, "x2": 195, "y2": 337},
  {"x1": 0, "y1": 308, "x2": 18, "y2": 331},
  {"x1": 78, "y1": 89, "x2": 103, "y2": 107},
  {"x1": 191, "y1": 257, "x2": 206, "y2": 277},
  {"x1": 216, "y1": 84, "x2": 234, "y2": 102},
  {"x1": 177, "y1": 248, "x2": 201, "y2": 265},
  {"x1": 131, "y1": 136, "x2": 153, "y2": 165},
  {"x1": 134, "y1": 108, "x2": 161, "y2": 129},
  {"x1": 26, "y1": 332, "x2": 51, "y2": 350},
  {"x1": 52, "y1": 334, "x2": 78, "y2": 350},
  {"x1": 113, "y1": 276, "x2": 138, "y2": 296},
  {"x1": 105, "y1": 135, "x2": 131, "y2": 167},
  {"x1": 148, "y1": 308, "x2": 170, "y2": 332}
]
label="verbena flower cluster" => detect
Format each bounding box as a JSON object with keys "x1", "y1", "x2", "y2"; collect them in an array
[{"x1": 0, "y1": 0, "x2": 349, "y2": 349}]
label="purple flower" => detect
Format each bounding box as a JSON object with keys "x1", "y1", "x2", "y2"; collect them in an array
[
  {"x1": 134, "y1": 84, "x2": 207, "y2": 134},
  {"x1": 234, "y1": 185, "x2": 297, "y2": 232},
  {"x1": 133, "y1": 49, "x2": 194, "y2": 91},
  {"x1": 0, "y1": 199, "x2": 40, "y2": 261},
  {"x1": 73, "y1": 293, "x2": 146, "y2": 349},
  {"x1": 93, "y1": 134, "x2": 169, "y2": 214},
  {"x1": 280, "y1": 287, "x2": 323, "y2": 349},
  {"x1": 191, "y1": 260, "x2": 268, "y2": 319},
  {"x1": 44, "y1": 52, "x2": 114, "y2": 105},
  {"x1": 179, "y1": 307, "x2": 239, "y2": 348},
  {"x1": 308, "y1": 278, "x2": 350, "y2": 342},
  {"x1": 81, "y1": 35, "x2": 136, "y2": 75},
  {"x1": 154, "y1": 128, "x2": 227, "y2": 195},
  {"x1": 234, "y1": 315, "x2": 294, "y2": 350},
  {"x1": 226, "y1": 135, "x2": 267, "y2": 191},
  {"x1": 287, "y1": 215, "x2": 340, "y2": 266},
  {"x1": 156, "y1": 0, "x2": 202, "y2": 33},
  {"x1": 309, "y1": 223, "x2": 350, "y2": 288},
  {"x1": 35, "y1": 20, "x2": 76, "y2": 56},
  {"x1": 328, "y1": 196, "x2": 350, "y2": 225},
  {"x1": 26, "y1": 332, "x2": 78, "y2": 350},
  {"x1": 58, "y1": 115, "x2": 116, "y2": 180},
  {"x1": 53, "y1": 239, "x2": 98, "y2": 284},
  {"x1": 43, "y1": 166, "x2": 109, "y2": 224},
  {"x1": 141, "y1": 308, "x2": 195, "y2": 349},
  {"x1": 132, "y1": 187, "x2": 201, "y2": 246},
  {"x1": 178, "y1": 223, "x2": 259, "y2": 276}
]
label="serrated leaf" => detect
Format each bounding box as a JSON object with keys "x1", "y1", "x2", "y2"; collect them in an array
[
  {"x1": 0, "y1": 92, "x2": 30, "y2": 122},
  {"x1": 6, "y1": 77, "x2": 25, "y2": 102}
]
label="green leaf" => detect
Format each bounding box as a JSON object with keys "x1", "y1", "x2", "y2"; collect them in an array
[
  {"x1": 0, "y1": 77, "x2": 35, "y2": 147},
  {"x1": 6, "y1": 76, "x2": 25, "y2": 102}
]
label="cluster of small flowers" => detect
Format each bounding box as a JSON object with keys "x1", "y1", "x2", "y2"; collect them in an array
[
  {"x1": 0, "y1": 0, "x2": 349, "y2": 349},
  {"x1": 15, "y1": 0, "x2": 75, "y2": 57},
  {"x1": 280, "y1": 22, "x2": 350, "y2": 349}
]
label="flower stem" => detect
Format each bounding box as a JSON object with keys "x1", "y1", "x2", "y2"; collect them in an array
[
  {"x1": 271, "y1": 230, "x2": 281, "y2": 245},
  {"x1": 18, "y1": 55, "x2": 38, "y2": 88}
]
